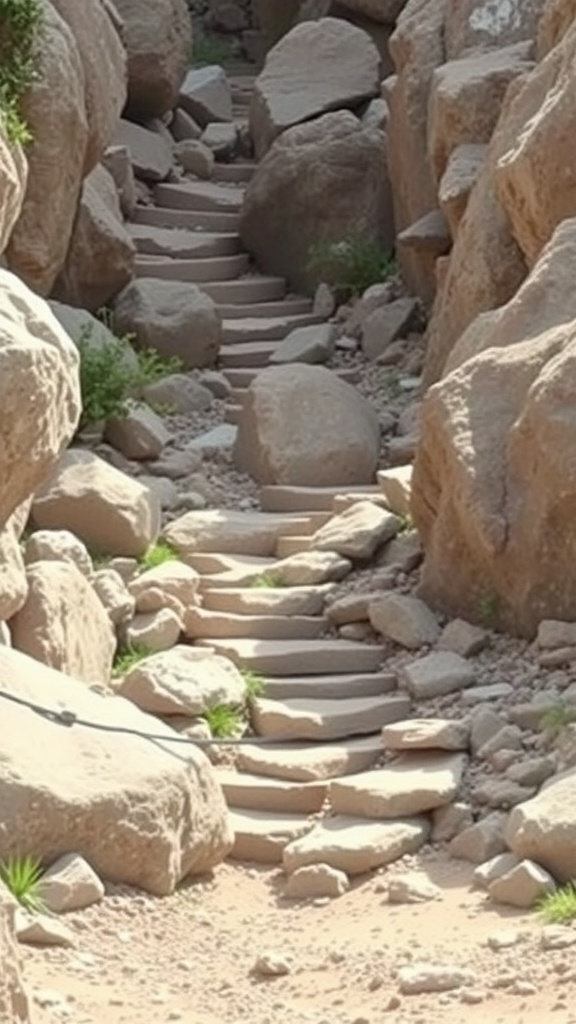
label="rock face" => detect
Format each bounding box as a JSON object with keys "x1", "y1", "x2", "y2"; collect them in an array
[
  {"x1": 53, "y1": 164, "x2": 135, "y2": 311},
  {"x1": 113, "y1": 0, "x2": 192, "y2": 119},
  {"x1": 10, "y1": 561, "x2": 116, "y2": 684},
  {"x1": 506, "y1": 768, "x2": 576, "y2": 882},
  {"x1": 0, "y1": 135, "x2": 26, "y2": 256},
  {"x1": 0, "y1": 272, "x2": 80, "y2": 532},
  {"x1": 234, "y1": 365, "x2": 381, "y2": 486},
  {"x1": 0, "y1": 646, "x2": 233, "y2": 895},
  {"x1": 249, "y1": 18, "x2": 380, "y2": 157},
  {"x1": 412, "y1": 218, "x2": 576, "y2": 636},
  {"x1": 444, "y1": 0, "x2": 547, "y2": 59},
  {"x1": 0, "y1": 903, "x2": 30, "y2": 1023},
  {"x1": 240, "y1": 110, "x2": 393, "y2": 295}
]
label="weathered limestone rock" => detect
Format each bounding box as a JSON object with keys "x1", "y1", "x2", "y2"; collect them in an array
[
  {"x1": 25, "y1": 530, "x2": 92, "y2": 577},
  {"x1": 116, "y1": 119, "x2": 173, "y2": 183},
  {"x1": 11, "y1": 561, "x2": 116, "y2": 684},
  {"x1": 445, "y1": 0, "x2": 547, "y2": 59},
  {"x1": 398, "y1": 963, "x2": 476, "y2": 995},
  {"x1": 269, "y1": 323, "x2": 335, "y2": 365},
  {"x1": 53, "y1": 164, "x2": 135, "y2": 311},
  {"x1": 93, "y1": 568, "x2": 135, "y2": 626},
  {"x1": 0, "y1": 273, "x2": 80, "y2": 530},
  {"x1": 179, "y1": 66, "x2": 233, "y2": 128},
  {"x1": 506, "y1": 768, "x2": 576, "y2": 882},
  {"x1": 382, "y1": 718, "x2": 470, "y2": 751},
  {"x1": 113, "y1": 278, "x2": 221, "y2": 369},
  {"x1": 449, "y1": 811, "x2": 508, "y2": 863},
  {"x1": 39, "y1": 853, "x2": 105, "y2": 913},
  {"x1": 173, "y1": 139, "x2": 215, "y2": 179},
  {"x1": 234, "y1": 365, "x2": 381, "y2": 486},
  {"x1": 0, "y1": 645, "x2": 233, "y2": 895},
  {"x1": 283, "y1": 815, "x2": 429, "y2": 874},
  {"x1": 119, "y1": 645, "x2": 246, "y2": 716},
  {"x1": 538, "y1": 0, "x2": 576, "y2": 57},
  {"x1": 128, "y1": 562, "x2": 199, "y2": 610},
  {"x1": 32, "y1": 450, "x2": 160, "y2": 558},
  {"x1": 310, "y1": 502, "x2": 400, "y2": 560},
  {"x1": 387, "y1": 872, "x2": 441, "y2": 903},
  {"x1": 250, "y1": 18, "x2": 380, "y2": 157},
  {"x1": 285, "y1": 863, "x2": 349, "y2": 899},
  {"x1": 49, "y1": 300, "x2": 138, "y2": 372},
  {"x1": 361, "y1": 298, "x2": 419, "y2": 361},
  {"x1": 0, "y1": 508, "x2": 29, "y2": 622},
  {"x1": 0, "y1": 903, "x2": 31, "y2": 1022},
  {"x1": 369, "y1": 594, "x2": 440, "y2": 649},
  {"x1": 142, "y1": 374, "x2": 213, "y2": 414},
  {"x1": 114, "y1": 0, "x2": 192, "y2": 119},
  {"x1": 124, "y1": 608, "x2": 182, "y2": 653},
  {"x1": 240, "y1": 110, "x2": 393, "y2": 295},
  {"x1": 488, "y1": 858, "x2": 556, "y2": 908},
  {"x1": 400, "y1": 652, "x2": 474, "y2": 698},
  {"x1": 439, "y1": 143, "x2": 486, "y2": 239},
  {"x1": 0, "y1": 134, "x2": 26, "y2": 257},
  {"x1": 105, "y1": 401, "x2": 172, "y2": 461},
  {"x1": 102, "y1": 144, "x2": 138, "y2": 219},
  {"x1": 329, "y1": 754, "x2": 466, "y2": 817}
]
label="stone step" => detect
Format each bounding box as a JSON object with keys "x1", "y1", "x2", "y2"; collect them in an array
[
  {"x1": 134, "y1": 253, "x2": 250, "y2": 283},
  {"x1": 262, "y1": 672, "x2": 397, "y2": 701},
  {"x1": 260, "y1": 485, "x2": 381, "y2": 513},
  {"x1": 216, "y1": 770, "x2": 327, "y2": 813},
  {"x1": 193, "y1": 638, "x2": 385, "y2": 676},
  {"x1": 155, "y1": 181, "x2": 245, "y2": 213},
  {"x1": 196, "y1": 556, "x2": 280, "y2": 589},
  {"x1": 212, "y1": 163, "x2": 256, "y2": 183},
  {"x1": 236, "y1": 735, "x2": 382, "y2": 782},
  {"x1": 219, "y1": 342, "x2": 278, "y2": 369},
  {"x1": 251, "y1": 694, "x2": 411, "y2": 741},
  {"x1": 165, "y1": 509, "x2": 317, "y2": 558},
  {"x1": 198, "y1": 276, "x2": 286, "y2": 304},
  {"x1": 328, "y1": 753, "x2": 466, "y2": 819},
  {"x1": 133, "y1": 204, "x2": 240, "y2": 233},
  {"x1": 282, "y1": 816, "x2": 430, "y2": 876},
  {"x1": 225, "y1": 366, "x2": 359, "y2": 398},
  {"x1": 224, "y1": 403, "x2": 242, "y2": 425},
  {"x1": 332, "y1": 492, "x2": 389, "y2": 514},
  {"x1": 275, "y1": 535, "x2": 313, "y2": 558},
  {"x1": 184, "y1": 607, "x2": 329, "y2": 640},
  {"x1": 228, "y1": 809, "x2": 314, "y2": 863},
  {"x1": 201, "y1": 583, "x2": 334, "y2": 617},
  {"x1": 127, "y1": 223, "x2": 241, "y2": 259},
  {"x1": 222, "y1": 313, "x2": 324, "y2": 343},
  {"x1": 216, "y1": 298, "x2": 313, "y2": 319}
]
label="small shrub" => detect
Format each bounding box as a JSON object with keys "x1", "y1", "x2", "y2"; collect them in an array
[
  {"x1": 201, "y1": 703, "x2": 243, "y2": 738},
  {"x1": 112, "y1": 643, "x2": 151, "y2": 677},
  {"x1": 477, "y1": 593, "x2": 500, "y2": 630},
  {"x1": 539, "y1": 705, "x2": 576, "y2": 735},
  {"x1": 139, "y1": 541, "x2": 179, "y2": 571},
  {"x1": 538, "y1": 883, "x2": 576, "y2": 925},
  {"x1": 0, "y1": 0, "x2": 44, "y2": 145},
  {"x1": 240, "y1": 668, "x2": 266, "y2": 701},
  {"x1": 248, "y1": 571, "x2": 284, "y2": 589},
  {"x1": 307, "y1": 234, "x2": 396, "y2": 303},
  {"x1": 0, "y1": 854, "x2": 45, "y2": 912}
]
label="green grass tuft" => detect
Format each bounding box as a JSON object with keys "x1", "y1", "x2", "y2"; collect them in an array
[
  {"x1": 0, "y1": 854, "x2": 45, "y2": 912},
  {"x1": 248, "y1": 571, "x2": 284, "y2": 589},
  {"x1": 112, "y1": 644, "x2": 151, "y2": 677},
  {"x1": 538, "y1": 883, "x2": 575, "y2": 924},
  {"x1": 539, "y1": 704, "x2": 576, "y2": 735},
  {"x1": 307, "y1": 233, "x2": 396, "y2": 304},
  {"x1": 201, "y1": 703, "x2": 243, "y2": 738},
  {"x1": 138, "y1": 541, "x2": 179, "y2": 571},
  {"x1": 239, "y1": 668, "x2": 266, "y2": 700},
  {"x1": 0, "y1": 0, "x2": 44, "y2": 145}
]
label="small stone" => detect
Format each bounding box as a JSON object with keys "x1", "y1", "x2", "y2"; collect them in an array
[
  {"x1": 488, "y1": 859, "x2": 556, "y2": 909},
  {"x1": 253, "y1": 953, "x2": 291, "y2": 977},
  {"x1": 39, "y1": 853, "x2": 105, "y2": 913},
  {"x1": 285, "y1": 864, "x2": 349, "y2": 900},
  {"x1": 400, "y1": 652, "x2": 475, "y2": 699},
  {"x1": 511, "y1": 980, "x2": 537, "y2": 996},
  {"x1": 470, "y1": 708, "x2": 507, "y2": 756},
  {"x1": 387, "y1": 872, "x2": 441, "y2": 904},
  {"x1": 506, "y1": 756, "x2": 556, "y2": 788},
  {"x1": 382, "y1": 718, "x2": 469, "y2": 752},
  {"x1": 398, "y1": 963, "x2": 476, "y2": 995},
  {"x1": 541, "y1": 926, "x2": 576, "y2": 950},
  {"x1": 15, "y1": 910, "x2": 75, "y2": 947},
  {"x1": 476, "y1": 726, "x2": 523, "y2": 762},
  {"x1": 487, "y1": 929, "x2": 525, "y2": 951},
  {"x1": 537, "y1": 620, "x2": 576, "y2": 649},
  {"x1": 438, "y1": 619, "x2": 488, "y2": 657},
  {"x1": 472, "y1": 779, "x2": 535, "y2": 809},
  {"x1": 369, "y1": 594, "x2": 439, "y2": 650},
  {"x1": 460, "y1": 988, "x2": 485, "y2": 1004},
  {"x1": 449, "y1": 812, "x2": 508, "y2": 863},
  {"x1": 461, "y1": 684, "x2": 513, "y2": 705},
  {"x1": 313, "y1": 282, "x2": 336, "y2": 319},
  {"x1": 474, "y1": 852, "x2": 520, "y2": 890},
  {"x1": 432, "y1": 802, "x2": 473, "y2": 842}
]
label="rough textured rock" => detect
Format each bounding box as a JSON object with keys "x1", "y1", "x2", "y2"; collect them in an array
[
  {"x1": 0, "y1": 507, "x2": 29, "y2": 622},
  {"x1": 506, "y1": 768, "x2": 576, "y2": 882},
  {"x1": 0, "y1": 133, "x2": 27, "y2": 257},
  {"x1": 113, "y1": 279, "x2": 221, "y2": 369},
  {"x1": 445, "y1": 0, "x2": 547, "y2": 59},
  {"x1": 53, "y1": 164, "x2": 135, "y2": 311},
  {"x1": 400, "y1": 652, "x2": 474, "y2": 699},
  {"x1": 538, "y1": 0, "x2": 576, "y2": 56},
  {"x1": 382, "y1": 718, "x2": 470, "y2": 751},
  {"x1": 240, "y1": 110, "x2": 392, "y2": 295},
  {"x1": 283, "y1": 815, "x2": 430, "y2": 874},
  {"x1": 439, "y1": 143, "x2": 486, "y2": 239},
  {"x1": 49, "y1": 300, "x2": 138, "y2": 372},
  {"x1": 0, "y1": 903, "x2": 31, "y2": 1022},
  {"x1": 118, "y1": 646, "x2": 246, "y2": 716},
  {"x1": 11, "y1": 561, "x2": 116, "y2": 684},
  {"x1": 113, "y1": 0, "x2": 192, "y2": 119},
  {"x1": 105, "y1": 401, "x2": 171, "y2": 461},
  {"x1": 116, "y1": 119, "x2": 173, "y2": 183},
  {"x1": 285, "y1": 863, "x2": 349, "y2": 899},
  {"x1": 369, "y1": 594, "x2": 440, "y2": 649},
  {"x1": 179, "y1": 66, "x2": 233, "y2": 128},
  {"x1": 250, "y1": 18, "x2": 380, "y2": 157},
  {"x1": 234, "y1": 365, "x2": 380, "y2": 486},
  {"x1": 310, "y1": 502, "x2": 400, "y2": 560},
  {"x1": 39, "y1": 853, "x2": 105, "y2": 913},
  {"x1": 0, "y1": 272, "x2": 80, "y2": 531},
  {"x1": 32, "y1": 450, "x2": 160, "y2": 559},
  {"x1": 0, "y1": 645, "x2": 233, "y2": 895},
  {"x1": 330, "y1": 754, "x2": 466, "y2": 817}
]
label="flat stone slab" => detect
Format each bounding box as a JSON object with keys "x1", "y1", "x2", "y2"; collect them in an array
[
  {"x1": 229, "y1": 810, "x2": 314, "y2": 863},
  {"x1": 381, "y1": 718, "x2": 470, "y2": 752},
  {"x1": 194, "y1": 638, "x2": 384, "y2": 676},
  {"x1": 282, "y1": 815, "x2": 430, "y2": 875},
  {"x1": 216, "y1": 771, "x2": 327, "y2": 814},
  {"x1": 183, "y1": 607, "x2": 328, "y2": 641},
  {"x1": 252, "y1": 694, "x2": 411, "y2": 741},
  {"x1": 260, "y1": 485, "x2": 381, "y2": 513},
  {"x1": 263, "y1": 672, "x2": 397, "y2": 701},
  {"x1": 377, "y1": 465, "x2": 413, "y2": 517},
  {"x1": 237, "y1": 735, "x2": 382, "y2": 782},
  {"x1": 128, "y1": 223, "x2": 240, "y2": 259},
  {"x1": 329, "y1": 753, "x2": 467, "y2": 818},
  {"x1": 399, "y1": 652, "x2": 475, "y2": 699},
  {"x1": 201, "y1": 584, "x2": 334, "y2": 617}
]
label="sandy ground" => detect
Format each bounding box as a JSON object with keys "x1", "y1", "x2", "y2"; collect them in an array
[{"x1": 23, "y1": 852, "x2": 576, "y2": 1024}]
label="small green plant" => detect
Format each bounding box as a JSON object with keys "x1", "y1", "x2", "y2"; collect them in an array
[
  {"x1": 0, "y1": 854, "x2": 45, "y2": 912},
  {"x1": 0, "y1": 0, "x2": 44, "y2": 145},
  {"x1": 138, "y1": 541, "x2": 179, "y2": 571},
  {"x1": 240, "y1": 668, "x2": 266, "y2": 701},
  {"x1": 112, "y1": 643, "x2": 151, "y2": 677},
  {"x1": 307, "y1": 234, "x2": 396, "y2": 303},
  {"x1": 478, "y1": 593, "x2": 500, "y2": 630},
  {"x1": 539, "y1": 704, "x2": 576, "y2": 735},
  {"x1": 201, "y1": 703, "x2": 243, "y2": 738},
  {"x1": 193, "y1": 29, "x2": 237, "y2": 67},
  {"x1": 538, "y1": 883, "x2": 576, "y2": 925},
  {"x1": 396, "y1": 512, "x2": 414, "y2": 534},
  {"x1": 248, "y1": 571, "x2": 284, "y2": 589}
]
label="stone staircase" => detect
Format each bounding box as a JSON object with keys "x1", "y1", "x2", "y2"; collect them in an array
[{"x1": 129, "y1": 70, "x2": 428, "y2": 874}]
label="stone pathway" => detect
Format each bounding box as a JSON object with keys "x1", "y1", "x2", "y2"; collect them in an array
[{"x1": 127, "y1": 68, "x2": 425, "y2": 874}]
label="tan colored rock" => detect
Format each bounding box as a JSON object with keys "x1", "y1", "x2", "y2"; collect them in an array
[
  {"x1": 400, "y1": 652, "x2": 475, "y2": 698},
  {"x1": 285, "y1": 863, "x2": 349, "y2": 899},
  {"x1": 538, "y1": 0, "x2": 576, "y2": 57},
  {"x1": 330, "y1": 753, "x2": 466, "y2": 817},
  {"x1": 488, "y1": 858, "x2": 555, "y2": 908},
  {"x1": 179, "y1": 66, "x2": 233, "y2": 128},
  {"x1": 174, "y1": 139, "x2": 215, "y2": 178},
  {"x1": 105, "y1": 401, "x2": 172, "y2": 461},
  {"x1": 369, "y1": 593, "x2": 439, "y2": 649},
  {"x1": 283, "y1": 815, "x2": 429, "y2": 875},
  {"x1": 0, "y1": 510, "x2": 28, "y2": 622},
  {"x1": 445, "y1": 0, "x2": 546, "y2": 59},
  {"x1": 250, "y1": 18, "x2": 380, "y2": 157},
  {"x1": 25, "y1": 529, "x2": 93, "y2": 577},
  {"x1": 112, "y1": 278, "x2": 221, "y2": 369},
  {"x1": 0, "y1": 132, "x2": 27, "y2": 257},
  {"x1": 439, "y1": 143, "x2": 486, "y2": 239},
  {"x1": 398, "y1": 962, "x2": 476, "y2": 995},
  {"x1": 0, "y1": 903, "x2": 32, "y2": 1022},
  {"x1": 7, "y1": 3, "x2": 87, "y2": 294},
  {"x1": 116, "y1": 119, "x2": 173, "y2": 183},
  {"x1": 382, "y1": 718, "x2": 469, "y2": 752},
  {"x1": 387, "y1": 872, "x2": 441, "y2": 903},
  {"x1": 240, "y1": 110, "x2": 393, "y2": 295},
  {"x1": 39, "y1": 853, "x2": 105, "y2": 913},
  {"x1": 429, "y1": 43, "x2": 534, "y2": 184},
  {"x1": 128, "y1": 561, "x2": 199, "y2": 610},
  {"x1": 449, "y1": 811, "x2": 508, "y2": 863},
  {"x1": 102, "y1": 144, "x2": 137, "y2": 219},
  {"x1": 53, "y1": 164, "x2": 135, "y2": 311},
  {"x1": 234, "y1": 365, "x2": 381, "y2": 486},
  {"x1": 361, "y1": 298, "x2": 419, "y2": 362},
  {"x1": 32, "y1": 449, "x2": 160, "y2": 559},
  {"x1": 506, "y1": 767, "x2": 576, "y2": 882},
  {"x1": 118, "y1": 645, "x2": 246, "y2": 716},
  {"x1": 0, "y1": 645, "x2": 233, "y2": 895},
  {"x1": 163, "y1": 509, "x2": 299, "y2": 558},
  {"x1": 10, "y1": 561, "x2": 115, "y2": 683},
  {"x1": 14, "y1": 910, "x2": 74, "y2": 948},
  {"x1": 114, "y1": 0, "x2": 192, "y2": 119},
  {"x1": 310, "y1": 502, "x2": 400, "y2": 560},
  {"x1": 438, "y1": 619, "x2": 488, "y2": 657},
  {"x1": 92, "y1": 568, "x2": 135, "y2": 626},
  {"x1": 124, "y1": 608, "x2": 182, "y2": 653},
  {"x1": 0, "y1": 272, "x2": 80, "y2": 530}
]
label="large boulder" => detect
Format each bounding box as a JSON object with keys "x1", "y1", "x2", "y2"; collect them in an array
[
  {"x1": 0, "y1": 135, "x2": 26, "y2": 256},
  {"x1": 249, "y1": 18, "x2": 380, "y2": 157},
  {"x1": 0, "y1": 902, "x2": 31, "y2": 1023},
  {"x1": 0, "y1": 646, "x2": 233, "y2": 895},
  {"x1": 112, "y1": 278, "x2": 221, "y2": 368},
  {"x1": 113, "y1": 0, "x2": 192, "y2": 119},
  {"x1": 234, "y1": 365, "x2": 381, "y2": 486},
  {"x1": 10, "y1": 561, "x2": 116, "y2": 683},
  {"x1": 538, "y1": 0, "x2": 576, "y2": 56},
  {"x1": 240, "y1": 110, "x2": 393, "y2": 295},
  {"x1": 444, "y1": 0, "x2": 547, "y2": 59},
  {"x1": 506, "y1": 768, "x2": 576, "y2": 882},
  {"x1": 412, "y1": 219, "x2": 576, "y2": 637},
  {"x1": 0, "y1": 271, "x2": 80, "y2": 531},
  {"x1": 32, "y1": 449, "x2": 161, "y2": 558},
  {"x1": 53, "y1": 164, "x2": 136, "y2": 311},
  {"x1": 0, "y1": 506, "x2": 30, "y2": 623},
  {"x1": 6, "y1": 3, "x2": 88, "y2": 294},
  {"x1": 50, "y1": 0, "x2": 127, "y2": 173}
]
